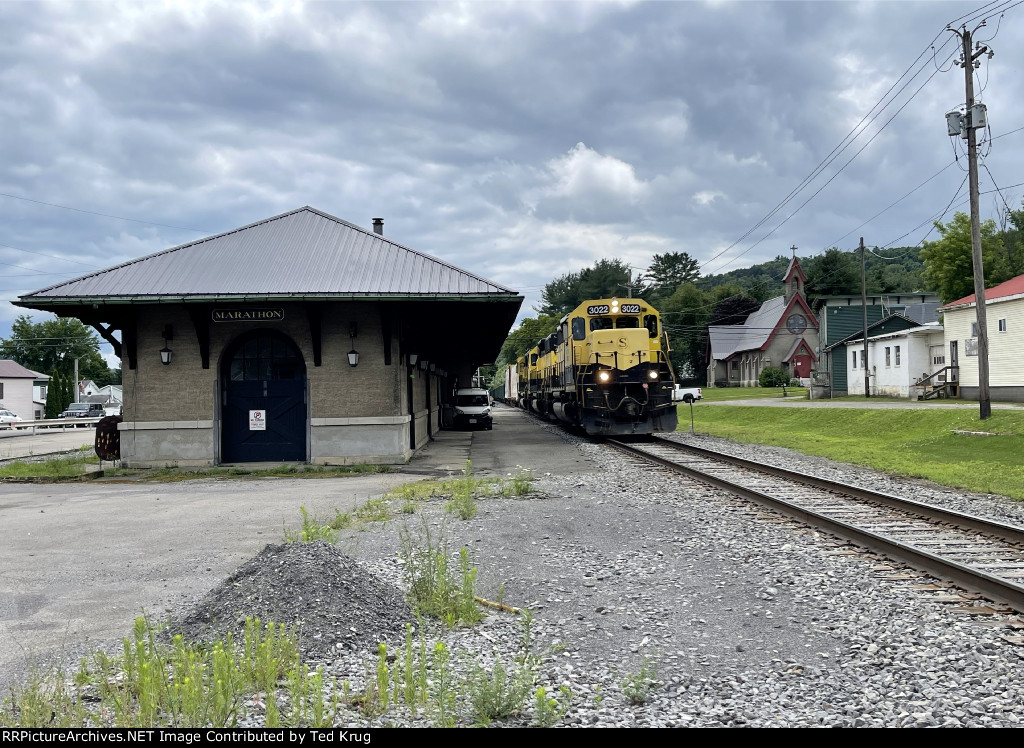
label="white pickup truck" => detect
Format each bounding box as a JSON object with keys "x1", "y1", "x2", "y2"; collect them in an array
[{"x1": 672, "y1": 385, "x2": 702, "y2": 404}]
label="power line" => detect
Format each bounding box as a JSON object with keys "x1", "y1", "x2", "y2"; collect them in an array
[{"x1": 0, "y1": 192, "x2": 212, "y2": 234}]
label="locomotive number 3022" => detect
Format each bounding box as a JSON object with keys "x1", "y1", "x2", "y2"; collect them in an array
[{"x1": 587, "y1": 305, "x2": 610, "y2": 314}]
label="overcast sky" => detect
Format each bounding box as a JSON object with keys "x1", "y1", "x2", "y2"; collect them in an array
[{"x1": 2, "y1": 0, "x2": 1023, "y2": 366}]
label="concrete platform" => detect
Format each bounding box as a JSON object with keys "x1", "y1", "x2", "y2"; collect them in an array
[{"x1": 399, "y1": 403, "x2": 595, "y2": 478}]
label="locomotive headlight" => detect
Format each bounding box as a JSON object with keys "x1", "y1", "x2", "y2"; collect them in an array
[
  {"x1": 648, "y1": 370, "x2": 659, "y2": 380},
  {"x1": 598, "y1": 370, "x2": 611, "y2": 383}
]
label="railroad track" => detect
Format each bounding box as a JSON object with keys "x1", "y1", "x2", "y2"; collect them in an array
[{"x1": 605, "y1": 436, "x2": 1024, "y2": 615}]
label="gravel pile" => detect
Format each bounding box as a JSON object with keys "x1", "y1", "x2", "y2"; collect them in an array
[
  {"x1": 188, "y1": 425, "x2": 1024, "y2": 728},
  {"x1": 164, "y1": 541, "x2": 414, "y2": 660}
]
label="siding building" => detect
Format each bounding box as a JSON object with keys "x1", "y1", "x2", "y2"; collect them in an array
[
  {"x1": 816, "y1": 293, "x2": 940, "y2": 395},
  {"x1": 937, "y1": 273, "x2": 1024, "y2": 402},
  {"x1": 15, "y1": 207, "x2": 523, "y2": 465}
]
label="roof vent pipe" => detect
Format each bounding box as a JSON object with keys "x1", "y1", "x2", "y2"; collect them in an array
[{"x1": 372, "y1": 218, "x2": 384, "y2": 235}]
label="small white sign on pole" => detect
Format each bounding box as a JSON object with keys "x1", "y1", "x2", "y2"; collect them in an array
[{"x1": 249, "y1": 410, "x2": 267, "y2": 431}]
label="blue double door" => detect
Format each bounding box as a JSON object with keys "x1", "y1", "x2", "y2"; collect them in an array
[{"x1": 221, "y1": 331, "x2": 307, "y2": 464}]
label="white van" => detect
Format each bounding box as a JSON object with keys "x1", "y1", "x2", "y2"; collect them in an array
[{"x1": 453, "y1": 388, "x2": 493, "y2": 430}]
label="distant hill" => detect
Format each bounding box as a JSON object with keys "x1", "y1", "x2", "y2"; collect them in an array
[{"x1": 697, "y1": 246, "x2": 925, "y2": 303}]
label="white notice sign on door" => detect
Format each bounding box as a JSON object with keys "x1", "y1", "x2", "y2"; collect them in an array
[{"x1": 249, "y1": 410, "x2": 266, "y2": 430}]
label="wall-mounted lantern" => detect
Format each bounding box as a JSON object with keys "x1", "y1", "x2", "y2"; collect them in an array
[
  {"x1": 160, "y1": 324, "x2": 173, "y2": 366},
  {"x1": 347, "y1": 322, "x2": 359, "y2": 367},
  {"x1": 408, "y1": 353, "x2": 418, "y2": 366}
]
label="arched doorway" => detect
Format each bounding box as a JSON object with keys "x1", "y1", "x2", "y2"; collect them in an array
[{"x1": 220, "y1": 330, "x2": 307, "y2": 463}]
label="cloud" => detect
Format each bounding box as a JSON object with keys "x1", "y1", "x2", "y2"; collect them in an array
[{"x1": 0, "y1": 0, "x2": 1021, "y2": 347}]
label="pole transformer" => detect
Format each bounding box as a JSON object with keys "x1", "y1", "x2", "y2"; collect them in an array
[{"x1": 950, "y1": 23, "x2": 993, "y2": 419}]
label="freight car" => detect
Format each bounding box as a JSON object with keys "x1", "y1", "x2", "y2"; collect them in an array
[{"x1": 511, "y1": 297, "x2": 678, "y2": 436}]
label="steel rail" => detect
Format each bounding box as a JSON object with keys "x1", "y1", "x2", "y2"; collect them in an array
[
  {"x1": 652, "y1": 438, "x2": 1024, "y2": 545},
  {"x1": 604, "y1": 438, "x2": 1024, "y2": 614}
]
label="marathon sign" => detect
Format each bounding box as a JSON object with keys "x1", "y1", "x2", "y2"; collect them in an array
[{"x1": 212, "y1": 308, "x2": 284, "y2": 322}]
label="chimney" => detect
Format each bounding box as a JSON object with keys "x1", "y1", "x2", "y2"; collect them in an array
[{"x1": 372, "y1": 218, "x2": 384, "y2": 235}]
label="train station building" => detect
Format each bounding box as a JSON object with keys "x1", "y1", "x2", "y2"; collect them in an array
[{"x1": 15, "y1": 207, "x2": 522, "y2": 466}]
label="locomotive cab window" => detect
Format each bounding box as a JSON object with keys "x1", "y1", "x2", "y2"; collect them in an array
[
  {"x1": 614, "y1": 316, "x2": 639, "y2": 329},
  {"x1": 644, "y1": 315, "x2": 658, "y2": 338},
  {"x1": 590, "y1": 318, "x2": 613, "y2": 331},
  {"x1": 530, "y1": 353, "x2": 538, "y2": 366},
  {"x1": 572, "y1": 318, "x2": 586, "y2": 340}
]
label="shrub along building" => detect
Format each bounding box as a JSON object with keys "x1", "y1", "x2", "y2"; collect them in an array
[{"x1": 15, "y1": 207, "x2": 523, "y2": 466}]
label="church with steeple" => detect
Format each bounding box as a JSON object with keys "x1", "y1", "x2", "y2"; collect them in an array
[{"x1": 706, "y1": 250, "x2": 820, "y2": 387}]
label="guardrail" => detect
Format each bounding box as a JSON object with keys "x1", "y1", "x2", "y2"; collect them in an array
[{"x1": 3, "y1": 417, "x2": 103, "y2": 432}]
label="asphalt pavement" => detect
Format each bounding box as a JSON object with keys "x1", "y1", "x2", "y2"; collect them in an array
[{"x1": 0, "y1": 405, "x2": 591, "y2": 691}]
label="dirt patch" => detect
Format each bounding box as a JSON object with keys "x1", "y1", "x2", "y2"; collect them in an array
[{"x1": 163, "y1": 541, "x2": 413, "y2": 661}]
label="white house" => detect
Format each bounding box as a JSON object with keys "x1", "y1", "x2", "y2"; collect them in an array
[
  {"x1": 843, "y1": 323, "x2": 945, "y2": 398},
  {"x1": 0, "y1": 360, "x2": 40, "y2": 420},
  {"x1": 937, "y1": 273, "x2": 1024, "y2": 402}
]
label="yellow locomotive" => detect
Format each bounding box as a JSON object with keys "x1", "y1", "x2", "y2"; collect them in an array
[{"x1": 517, "y1": 297, "x2": 677, "y2": 436}]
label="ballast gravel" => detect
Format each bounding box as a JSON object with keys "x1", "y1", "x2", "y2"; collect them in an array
[{"x1": 165, "y1": 423, "x2": 1024, "y2": 728}]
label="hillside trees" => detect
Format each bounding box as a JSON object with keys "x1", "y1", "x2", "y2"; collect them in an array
[
  {"x1": 645, "y1": 252, "x2": 700, "y2": 301},
  {"x1": 536, "y1": 259, "x2": 638, "y2": 318},
  {"x1": 804, "y1": 248, "x2": 859, "y2": 301},
  {"x1": 920, "y1": 212, "x2": 1007, "y2": 303},
  {"x1": 496, "y1": 315, "x2": 559, "y2": 366},
  {"x1": 0, "y1": 315, "x2": 118, "y2": 386}
]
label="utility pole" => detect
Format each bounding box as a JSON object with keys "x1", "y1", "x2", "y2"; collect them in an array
[
  {"x1": 950, "y1": 23, "x2": 993, "y2": 419},
  {"x1": 860, "y1": 237, "x2": 869, "y2": 398},
  {"x1": 74, "y1": 357, "x2": 80, "y2": 404}
]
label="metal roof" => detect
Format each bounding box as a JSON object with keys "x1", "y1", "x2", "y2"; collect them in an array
[
  {"x1": 708, "y1": 296, "x2": 786, "y2": 360},
  {"x1": 0, "y1": 360, "x2": 39, "y2": 378},
  {"x1": 939, "y1": 272, "x2": 1024, "y2": 311},
  {"x1": 18, "y1": 207, "x2": 520, "y2": 304}
]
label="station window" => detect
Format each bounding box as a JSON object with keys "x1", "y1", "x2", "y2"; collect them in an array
[
  {"x1": 852, "y1": 351, "x2": 857, "y2": 369},
  {"x1": 971, "y1": 322, "x2": 979, "y2": 337},
  {"x1": 999, "y1": 318, "x2": 1007, "y2": 332},
  {"x1": 885, "y1": 347, "x2": 891, "y2": 367},
  {"x1": 895, "y1": 346, "x2": 901, "y2": 366}
]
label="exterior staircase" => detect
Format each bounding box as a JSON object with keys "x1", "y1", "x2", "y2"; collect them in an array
[{"x1": 915, "y1": 366, "x2": 960, "y2": 400}]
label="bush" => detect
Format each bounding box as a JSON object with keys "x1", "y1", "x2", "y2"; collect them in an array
[{"x1": 758, "y1": 366, "x2": 789, "y2": 387}]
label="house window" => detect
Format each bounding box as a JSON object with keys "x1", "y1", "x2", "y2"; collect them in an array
[
  {"x1": 852, "y1": 351, "x2": 857, "y2": 369},
  {"x1": 885, "y1": 347, "x2": 891, "y2": 367},
  {"x1": 971, "y1": 321, "x2": 979, "y2": 337},
  {"x1": 999, "y1": 318, "x2": 1007, "y2": 332},
  {"x1": 895, "y1": 346, "x2": 901, "y2": 366},
  {"x1": 0, "y1": 383, "x2": 3, "y2": 399},
  {"x1": 731, "y1": 361, "x2": 738, "y2": 371}
]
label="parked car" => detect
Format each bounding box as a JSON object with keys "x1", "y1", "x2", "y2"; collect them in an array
[
  {"x1": 0, "y1": 409, "x2": 24, "y2": 426},
  {"x1": 452, "y1": 388, "x2": 493, "y2": 430},
  {"x1": 59, "y1": 402, "x2": 106, "y2": 418}
]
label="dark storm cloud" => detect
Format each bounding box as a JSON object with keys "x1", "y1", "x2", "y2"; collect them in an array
[{"x1": 1, "y1": 0, "x2": 1022, "y2": 348}]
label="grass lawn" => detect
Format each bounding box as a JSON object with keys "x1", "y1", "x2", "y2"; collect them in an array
[
  {"x1": 687, "y1": 405, "x2": 1024, "y2": 500},
  {"x1": 0, "y1": 455, "x2": 390, "y2": 482},
  {"x1": 0, "y1": 451, "x2": 99, "y2": 480},
  {"x1": 699, "y1": 386, "x2": 809, "y2": 402}
]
